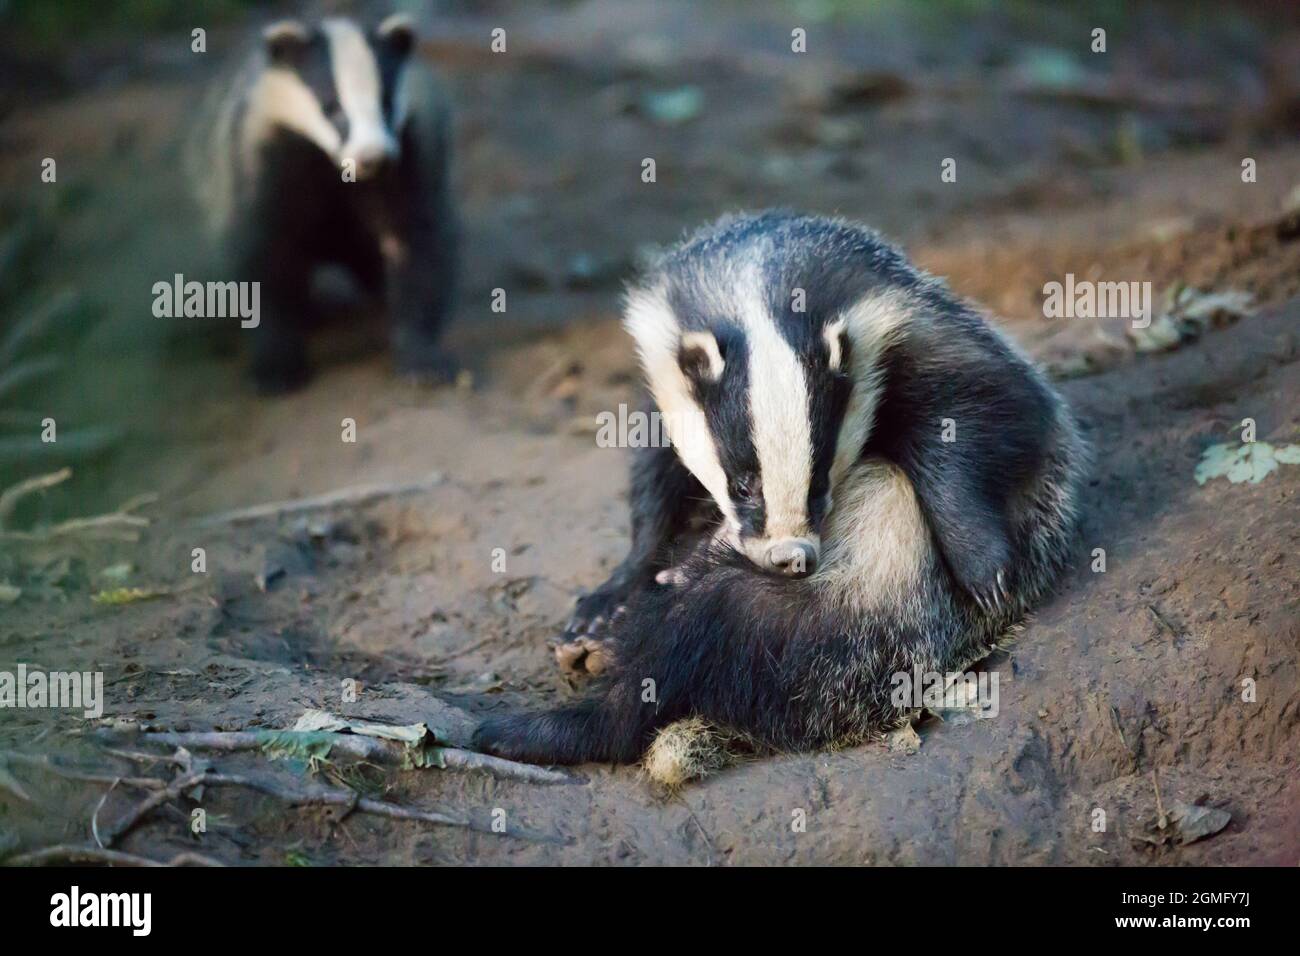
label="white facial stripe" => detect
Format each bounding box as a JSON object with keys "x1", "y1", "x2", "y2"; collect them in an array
[
  {"x1": 624, "y1": 270, "x2": 906, "y2": 552},
  {"x1": 624, "y1": 285, "x2": 738, "y2": 529},
  {"x1": 321, "y1": 19, "x2": 396, "y2": 164},
  {"x1": 736, "y1": 284, "x2": 813, "y2": 540},
  {"x1": 829, "y1": 290, "x2": 911, "y2": 492},
  {"x1": 242, "y1": 68, "x2": 342, "y2": 169}
]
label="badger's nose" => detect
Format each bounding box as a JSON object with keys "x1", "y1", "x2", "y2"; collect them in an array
[
  {"x1": 345, "y1": 136, "x2": 398, "y2": 180},
  {"x1": 349, "y1": 148, "x2": 390, "y2": 180},
  {"x1": 765, "y1": 539, "x2": 818, "y2": 577}
]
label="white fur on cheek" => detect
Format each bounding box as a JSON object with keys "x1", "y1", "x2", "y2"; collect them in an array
[
  {"x1": 830, "y1": 290, "x2": 912, "y2": 492},
  {"x1": 242, "y1": 68, "x2": 342, "y2": 170},
  {"x1": 624, "y1": 286, "x2": 738, "y2": 528}
]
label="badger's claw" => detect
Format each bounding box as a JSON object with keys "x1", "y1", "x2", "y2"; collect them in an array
[
  {"x1": 564, "y1": 585, "x2": 626, "y2": 641},
  {"x1": 966, "y1": 568, "x2": 1011, "y2": 617}
]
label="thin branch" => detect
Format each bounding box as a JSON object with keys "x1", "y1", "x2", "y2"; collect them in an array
[
  {"x1": 0, "y1": 490, "x2": 156, "y2": 543},
  {"x1": 193, "y1": 473, "x2": 445, "y2": 527},
  {"x1": 0, "y1": 467, "x2": 71, "y2": 528},
  {"x1": 98, "y1": 767, "x2": 565, "y2": 845},
  {"x1": 0, "y1": 750, "x2": 165, "y2": 790},
  {"x1": 8, "y1": 844, "x2": 223, "y2": 867},
  {"x1": 91, "y1": 778, "x2": 120, "y2": 848},
  {"x1": 114, "y1": 730, "x2": 576, "y2": 786},
  {"x1": 100, "y1": 770, "x2": 209, "y2": 847}
]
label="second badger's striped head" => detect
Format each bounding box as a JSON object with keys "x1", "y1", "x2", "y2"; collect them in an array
[
  {"x1": 625, "y1": 213, "x2": 909, "y2": 577},
  {"x1": 245, "y1": 14, "x2": 418, "y2": 179}
]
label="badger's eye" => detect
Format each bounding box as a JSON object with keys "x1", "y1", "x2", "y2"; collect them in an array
[{"x1": 732, "y1": 475, "x2": 760, "y2": 504}]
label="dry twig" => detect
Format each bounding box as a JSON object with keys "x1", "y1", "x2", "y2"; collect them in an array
[
  {"x1": 193, "y1": 473, "x2": 444, "y2": 527},
  {"x1": 8, "y1": 844, "x2": 223, "y2": 867},
  {"x1": 115, "y1": 729, "x2": 575, "y2": 786}
]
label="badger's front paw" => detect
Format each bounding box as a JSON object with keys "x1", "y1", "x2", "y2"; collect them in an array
[{"x1": 554, "y1": 586, "x2": 628, "y2": 678}]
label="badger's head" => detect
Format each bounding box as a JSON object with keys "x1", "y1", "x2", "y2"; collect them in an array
[
  {"x1": 249, "y1": 14, "x2": 417, "y2": 179},
  {"x1": 626, "y1": 263, "x2": 904, "y2": 579}
]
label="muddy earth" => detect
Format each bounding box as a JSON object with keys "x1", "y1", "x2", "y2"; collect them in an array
[{"x1": 0, "y1": 1, "x2": 1297, "y2": 865}]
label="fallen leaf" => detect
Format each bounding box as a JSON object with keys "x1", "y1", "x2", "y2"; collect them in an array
[
  {"x1": 98, "y1": 562, "x2": 133, "y2": 584},
  {"x1": 1195, "y1": 441, "x2": 1300, "y2": 485},
  {"x1": 1167, "y1": 802, "x2": 1232, "y2": 844},
  {"x1": 1137, "y1": 800, "x2": 1232, "y2": 847},
  {"x1": 1130, "y1": 287, "x2": 1254, "y2": 353},
  {"x1": 639, "y1": 86, "x2": 704, "y2": 125},
  {"x1": 291, "y1": 709, "x2": 438, "y2": 755},
  {"x1": 91, "y1": 587, "x2": 166, "y2": 606}
]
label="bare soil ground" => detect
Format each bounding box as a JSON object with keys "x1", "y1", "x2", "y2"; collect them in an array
[{"x1": 1, "y1": 1, "x2": 1297, "y2": 865}]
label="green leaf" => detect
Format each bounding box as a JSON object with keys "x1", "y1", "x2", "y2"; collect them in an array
[{"x1": 1195, "y1": 441, "x2": 1300, "y2": 485}]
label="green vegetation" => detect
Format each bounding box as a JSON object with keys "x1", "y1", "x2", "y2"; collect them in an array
[{"x1": 1, "y1": 0, "x2": 265, "y2": 47}]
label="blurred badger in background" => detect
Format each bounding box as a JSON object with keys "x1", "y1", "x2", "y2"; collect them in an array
[{"x1": 189, "y1": 13, "x2": 458, "y2": 393}]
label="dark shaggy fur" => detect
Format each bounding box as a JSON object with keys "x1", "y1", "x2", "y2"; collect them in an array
[{"x1": 475, "y1": 211, "x2": 1087, "y2": 766}]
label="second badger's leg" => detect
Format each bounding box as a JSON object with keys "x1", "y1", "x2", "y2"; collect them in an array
[
  {"x1": 243, "y1": 241, "x2": 315, "y2": 395},
  {"x1": 557, "y1": 421, "x2": 711, "y2": 675},
  {"x1": 387, "y1": 217, "x2": 458, "y2": 383},
  {"x1": 385, "y1": 112, "x2": 460, "y2": 384}
]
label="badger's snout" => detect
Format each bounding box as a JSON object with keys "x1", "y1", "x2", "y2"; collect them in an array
[
  {"x1": 764, "y1": 538, "x2": 819, "y2": 577},
  {"x1": 343, "y1": 131, "x2": 399, "y2": 179}
]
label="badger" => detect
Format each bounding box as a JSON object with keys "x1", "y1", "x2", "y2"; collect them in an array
[
  {"x1": 188, "y1": 14, "x2": 458, "y2": 393},
  {"x1": 473, "y1": 211, "x2": 1087, "y2": 780}
]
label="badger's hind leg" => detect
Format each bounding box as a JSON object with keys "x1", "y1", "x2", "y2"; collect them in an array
[{"x1": 473, "y1": 686, "x2": 656, "y2": 766}]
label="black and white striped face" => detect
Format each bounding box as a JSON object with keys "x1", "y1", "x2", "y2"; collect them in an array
[
  {"x1": 251, "y1": 15, "x2": 416, "y2": 179},
  {"x1": 628, "y1": 267, "x2": 905, "y2": 578}
]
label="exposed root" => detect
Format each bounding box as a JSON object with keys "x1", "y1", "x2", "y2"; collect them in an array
[
  {"x1": 104, "y1": 728, "x2": 577, "y2": 786},
  {"x1": 2, "y1": 745, "x2": 570, "y2": 860},
  {"x1": 8, "y1": 844, "x2": 224, "y2": 867}
]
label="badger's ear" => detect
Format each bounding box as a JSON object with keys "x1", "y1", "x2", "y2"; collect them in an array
[
  {"x1": 263, "y1": 20, "x2": 310, "y2": 65},
  {"x1": 679, "y1": 330, "x2": 726, "y2": 385},
  {"x1": 823, "y1": 317, "x2": 850, "y2": 373},
  {"x1": 377, "y1": 13, "x2": 417, "y2": 58}
]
